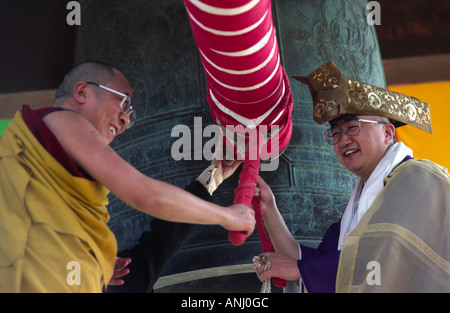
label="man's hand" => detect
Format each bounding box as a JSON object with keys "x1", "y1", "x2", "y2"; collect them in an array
[
  {"x1": 108, "y1": 257, "x2": 132, "y2": 286},
  {"x1": 198, "y1": 147, "x2": 243, "y2": 195},
  {"x1": 255, "y1": 252, "x2": 300, "y2": 282},
  {"x1": 253, "y1": 176, "x2": 277, "y2": 218},
  {"x1": 221, "y1": 203, "x2": 256, "y2": 237},
  {"x1": 213, "y1": 158, "x2": 242, "y2": 181},
  {"x1": 212, "y1": 139, "x2": 242, "y2": 181}
]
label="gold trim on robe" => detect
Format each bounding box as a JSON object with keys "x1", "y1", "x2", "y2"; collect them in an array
[{"x1": 336, "y1": 159, "x2": 450, "y2": 292}]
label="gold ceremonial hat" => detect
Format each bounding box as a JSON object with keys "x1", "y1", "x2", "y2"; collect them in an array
[{"x1": 293, "y1": 62, "x2": 433, "y2": 134}]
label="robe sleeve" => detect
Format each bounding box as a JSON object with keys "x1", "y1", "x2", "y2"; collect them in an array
[{"x1": 297, "y1": 221, "x2": 341, "y2": 293}]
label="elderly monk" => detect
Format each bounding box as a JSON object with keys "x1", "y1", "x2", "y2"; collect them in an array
[
  {"x1": 253, "y1": 62, "x2": 450, "y2": 293},
  {"x1": 0, "y1": 61, "x2": 255, "y2": 292}
]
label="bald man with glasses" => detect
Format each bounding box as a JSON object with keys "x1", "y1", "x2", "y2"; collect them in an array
[
  {"x1": 252, "y1": 62, "x2": 449, "y2": 293},
  {"x1": 0, "y1": 61, "x2": 255, "y2": 292}
]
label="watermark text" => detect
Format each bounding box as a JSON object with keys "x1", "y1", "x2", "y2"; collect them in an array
[
  {"x1": 66, "y1": 261, "x2": 81, "y2": 286},
  {"x1": 366, "y1": 261, "x2": 381, "y2": 286},
  {"x1": 171, "y1": 117, "x2": 280, "y2": 171},
  {"x1": 367, "y1": 1, "x2": 381, "y2": 25},
  {"x1": 66, "y1": 1, "x2": 81, "y2": 26}
]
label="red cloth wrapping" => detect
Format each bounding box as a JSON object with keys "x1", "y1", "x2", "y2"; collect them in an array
[{"x1": 184, "y1": 0, "x2": 293, "y2": 158}]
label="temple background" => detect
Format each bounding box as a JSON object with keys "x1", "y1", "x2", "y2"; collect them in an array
[{"x1": 0, "y1": 0, "x2": 449, "y2": 292}]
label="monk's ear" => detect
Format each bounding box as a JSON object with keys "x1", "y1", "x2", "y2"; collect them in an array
[
  {"x1": 72, "y1": 82, "x2": 89, "y2": 104},
  {"x1": 384, "y1": 123, "x2": 396, "y2": 144}
]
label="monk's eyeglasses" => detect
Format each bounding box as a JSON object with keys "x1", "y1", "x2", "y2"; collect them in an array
[
  {"x1": 325, "y1": 118, "x2": 388, "y2": 145},
  {"x1": 87, "y1": 82, "x2": 136, "y2": 129}
]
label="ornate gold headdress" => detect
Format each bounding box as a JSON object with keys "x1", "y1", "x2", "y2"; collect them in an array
[{"x1": 293, "y1": 62, "x2": 432, "y2": 133}]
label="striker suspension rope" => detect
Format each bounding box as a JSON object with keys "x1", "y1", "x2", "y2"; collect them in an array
[{"x1": 184, "y1": 0, "x2": 292, "y2": 288}]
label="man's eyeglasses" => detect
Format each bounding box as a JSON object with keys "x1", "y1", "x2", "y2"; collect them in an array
[
  {"x1": 87, "y1": 82, "x2": 136, "y2": 129},
  {"x1": 325, "y1": 118, "x2": 389, "y2": 145}
]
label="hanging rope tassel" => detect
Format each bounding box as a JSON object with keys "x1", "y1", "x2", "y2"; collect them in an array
[{"x1": 252, "y1": 196, "x2": 286, "y2": 288}]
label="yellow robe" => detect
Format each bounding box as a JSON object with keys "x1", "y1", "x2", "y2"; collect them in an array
[
  {"x1": 0, "y1": 109, "x2": 117, "y2": 292},
  {"x1": 337, "y1": 159, "x2": 450, "y2": 292}
]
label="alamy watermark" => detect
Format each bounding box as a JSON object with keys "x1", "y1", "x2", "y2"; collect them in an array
[
  {"x1": 67, "y1": 1, "x2": 381, "y2": 27},
  {"x1": 171, "y1": 117, "x2": 280, "y2": 171},
  {"x1": 66, "y1": 261, "x2": 81, "y2": 286},
  {"x1": 366, "y1": 261, "x2": 381, "y2": 286},
  {"x1": 66, "y1": 1, "x2": 81, "y2": 26},
  {"x1": 367, "y1": 1, "x2": 381, "y2": 25}
]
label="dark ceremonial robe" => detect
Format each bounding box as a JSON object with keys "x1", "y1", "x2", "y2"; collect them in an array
[{"x1": 298, "y1": 222, "x2": 341, "y2": 293}]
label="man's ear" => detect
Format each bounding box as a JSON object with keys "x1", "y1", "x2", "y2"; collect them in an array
[
  {"x1": 385, "y1": 123, "x2": 396, "y2": 144},
  {"x1": 73, "y1": 82, "x2": 89, "y2": 104}
]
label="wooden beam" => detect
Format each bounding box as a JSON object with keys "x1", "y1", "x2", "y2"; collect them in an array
[
  {"x1": 383, "y1": 54, "x2": 450, "y2": 85},
  {"x1": 0, "y1": 89, "x2": 56, "y2": 119}
]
